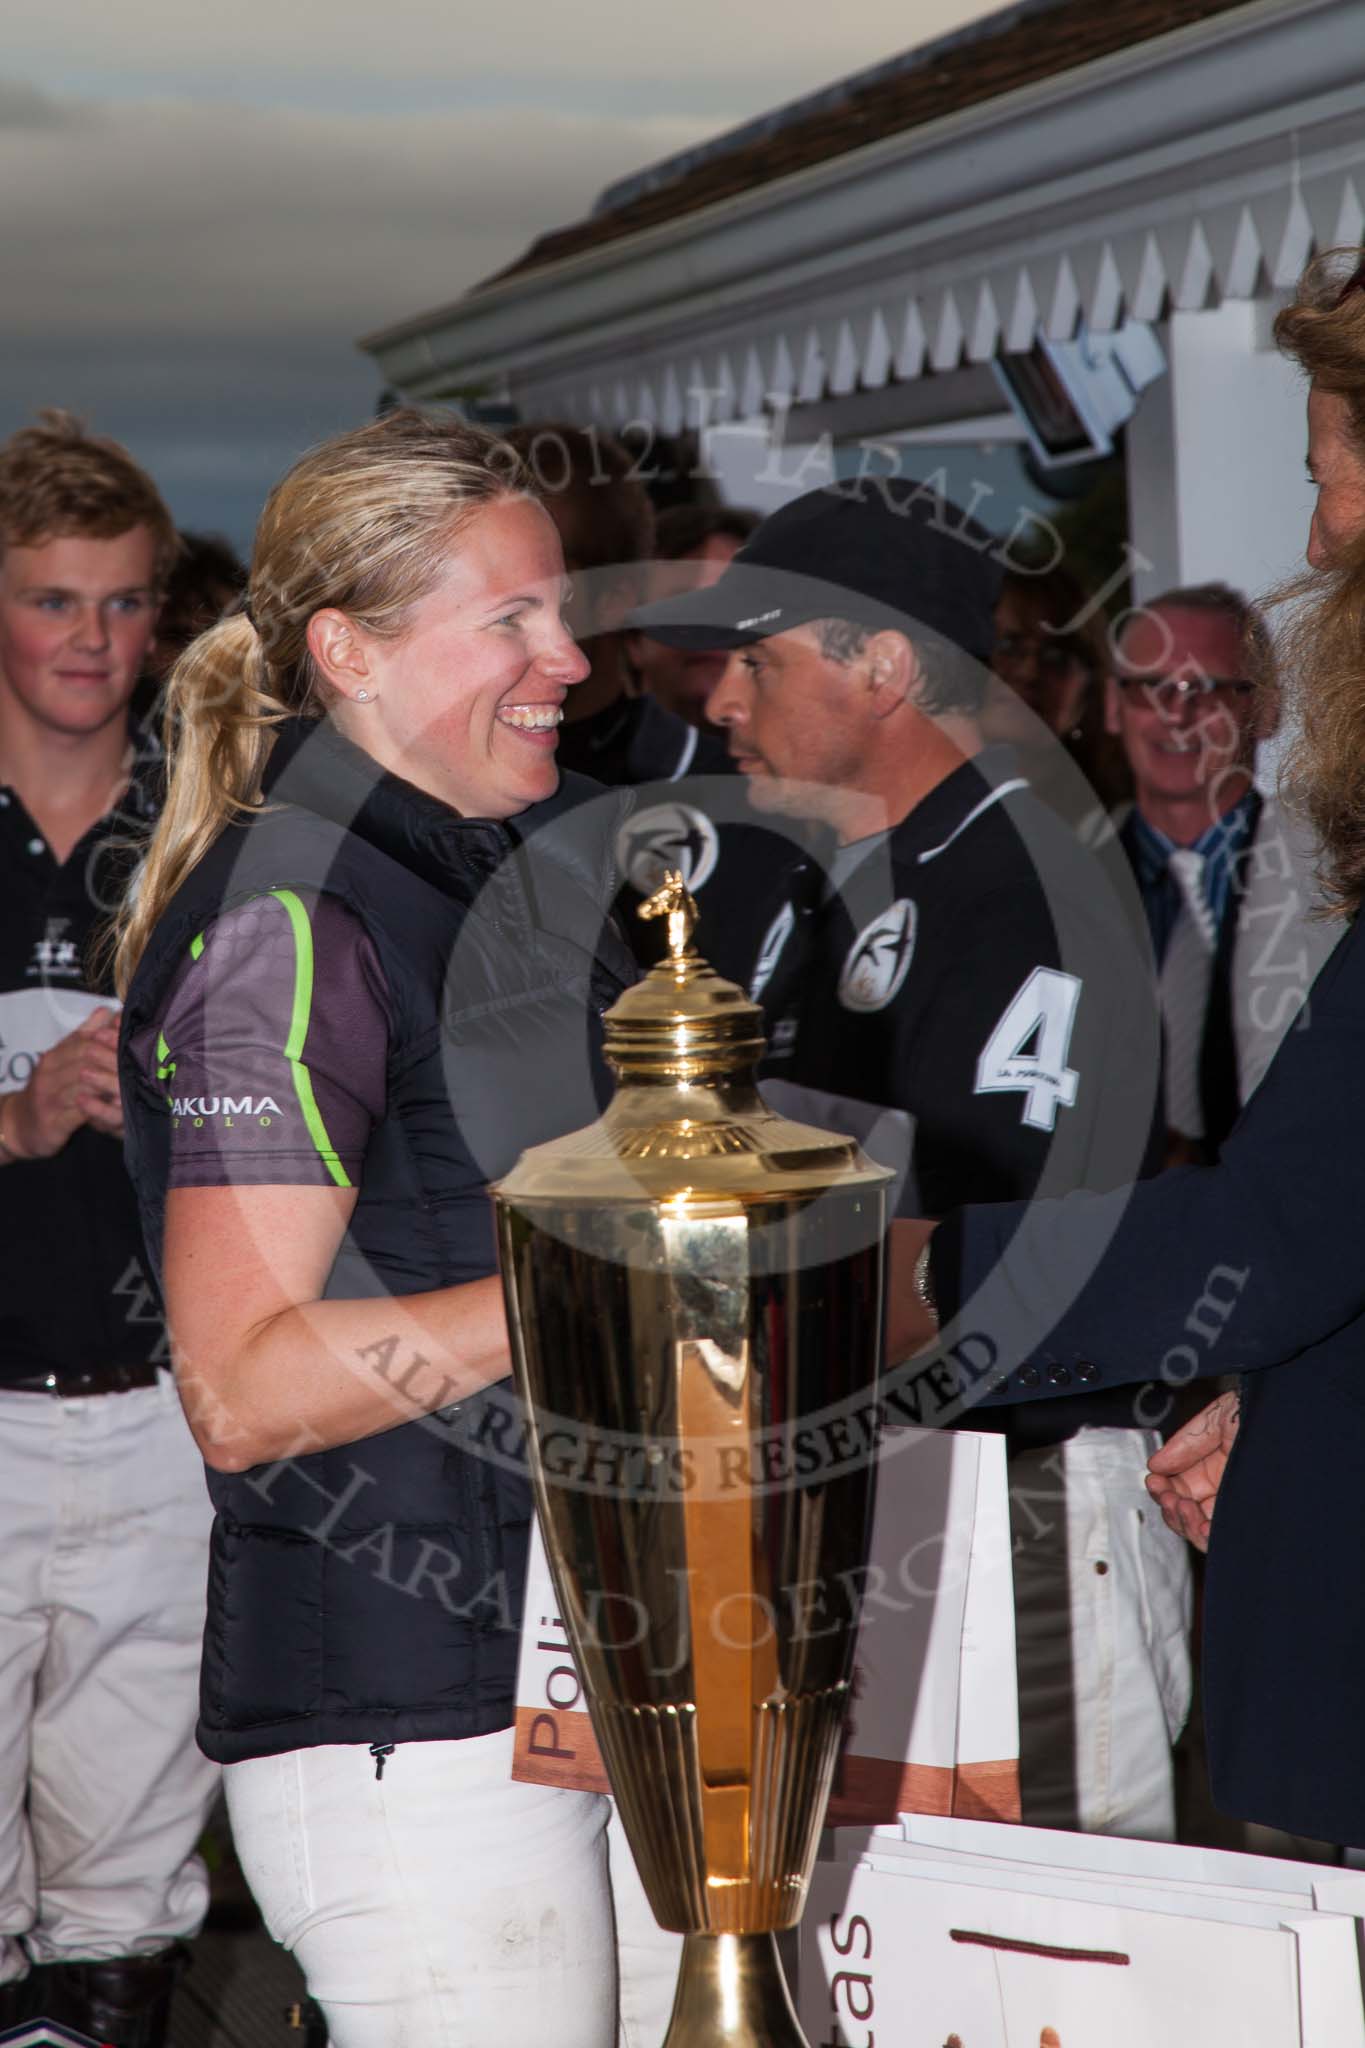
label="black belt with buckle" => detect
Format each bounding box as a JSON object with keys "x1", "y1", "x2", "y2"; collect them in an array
[{"x1": 0, "y1": 1360, "x2": 165, "y2": 1397}]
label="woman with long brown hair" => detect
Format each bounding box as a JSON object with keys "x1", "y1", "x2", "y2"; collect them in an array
[
  {"x1": 113, "y1": 408, "x2": 670, "y2": 2045},
  {"x1": 984, "y1": 560, "x2": 1133, "y2": 817},
  {"x1": 906, "y1": 246, "x2": 1365, "y2": 1846}
]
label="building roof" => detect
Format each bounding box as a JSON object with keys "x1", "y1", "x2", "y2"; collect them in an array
[
  {"x1": 360, "y1": 0, "x2": 1362, "y2": 422},
  {"x1": 486, "y1": 0, "x2": 1264, "y2": 290}
]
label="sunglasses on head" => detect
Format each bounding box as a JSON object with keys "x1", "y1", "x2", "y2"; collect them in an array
[{"x1": 1335, "y1": 256, "x2": 1365, "y2": 306}]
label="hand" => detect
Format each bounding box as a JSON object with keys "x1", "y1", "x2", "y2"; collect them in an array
[
  {"x1": 1146, "y1": 1390, "x2": 1240, "y2": 1552},
  {"x1": 6, "y1": 1009, "x2": 124, "y2": 1158},
  {"x1": 886, "y1": 1217, "x2": 938, "y2": 1362}
]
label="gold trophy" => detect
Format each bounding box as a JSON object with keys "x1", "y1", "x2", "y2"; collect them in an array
[{"x1": 493, "y1": 875, "x2": 891, "y2": 2046}]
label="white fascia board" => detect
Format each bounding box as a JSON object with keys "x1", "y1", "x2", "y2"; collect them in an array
[{"x1": 364, "y1": 0, "x2": 1362, "y2": 398}]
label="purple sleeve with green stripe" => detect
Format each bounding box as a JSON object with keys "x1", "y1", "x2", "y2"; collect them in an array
[{"x1": 153, "y1": 889, "x2": 391, "y2": 1189}]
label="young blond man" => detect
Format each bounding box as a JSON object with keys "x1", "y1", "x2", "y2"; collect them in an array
[{"x1": 0, "y1": 412, "x2": 218, "y2": 2047}]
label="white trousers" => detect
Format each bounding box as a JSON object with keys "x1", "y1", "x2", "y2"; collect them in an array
[
  {"x1": 226, "y1": 1729, "x2": 684, "y2": 2048},
  {"x1": 0, "y1": 1377, "x2": 218, "y2": 1977},
  {"x1": 1010, "y1": 1427, "x2": 1194, "y2": 1840}
]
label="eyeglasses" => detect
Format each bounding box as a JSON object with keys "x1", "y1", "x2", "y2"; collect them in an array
[{"x1": 1114, "y1": 673, "x2": 1255, "y2": 707}]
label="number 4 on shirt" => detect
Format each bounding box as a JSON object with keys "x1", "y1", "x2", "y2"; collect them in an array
[{"x1": 974, "y1": 966, "x2": 1082, "y2": 1132}]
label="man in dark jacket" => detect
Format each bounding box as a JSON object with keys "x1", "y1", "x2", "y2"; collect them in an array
[{"x1": 1108, "y1": 582, "x2": 1337, "y2": 1158}]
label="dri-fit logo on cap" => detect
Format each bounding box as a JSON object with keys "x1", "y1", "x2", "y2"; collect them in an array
[
  {"x1": 617, "y1": 804, "x2": 720, "y2": 897},
  {"x1": 735, "y1": 609, "x2": 783, "y2": 630},
  {"x1": 839, "y1": 900, "x2": 918, "y2": 1013}
]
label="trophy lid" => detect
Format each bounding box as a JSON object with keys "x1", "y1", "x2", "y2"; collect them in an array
[
  {"x1": 602, "y1": 870, "x2": 766, "y2": 1082},
  {"x1": 493, "y1": 872, "x2": 893, "y2": 1209}
]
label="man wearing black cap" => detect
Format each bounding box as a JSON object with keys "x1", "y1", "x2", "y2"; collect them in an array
[{"x1": 633, "y1": 476, "x2": 1188, "y2": 1842}]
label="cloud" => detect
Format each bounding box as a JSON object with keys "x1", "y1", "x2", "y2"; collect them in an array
[
  {"x1": 0, "y1": 0, "x2": 1000, "y2": 545},
  {"x1": 0, "y1": 91, "x2": 714, "y2": 341},
  {"x1": 8, "y1": 2, "x2": 985, "y2": 115},
  {"x1": 0, "y1": 78, "x2": 76, "y2": 127},
  {"x1": 0, "y1": 84, "x2": 718, "y2": 544}
]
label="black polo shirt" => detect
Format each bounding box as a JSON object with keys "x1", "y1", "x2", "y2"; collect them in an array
[
  {"x1": 0, "y1": 733, "x2": 166, "y2": 1381},
  {"x1": 756, "y1": 756, "x2": 1157, "y2": 1209},
  {"x1": 752, "y1": 752, "x2": 1162, "y2": 1442}
]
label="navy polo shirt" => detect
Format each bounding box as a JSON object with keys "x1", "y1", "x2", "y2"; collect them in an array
[{"x1": 0, "y1": 734, "x2": 166, "y2": 1381}]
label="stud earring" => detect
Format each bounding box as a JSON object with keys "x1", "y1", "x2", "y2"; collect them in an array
[{"x1": 356, "y1": 689, "x2": 372, "y2": 703}]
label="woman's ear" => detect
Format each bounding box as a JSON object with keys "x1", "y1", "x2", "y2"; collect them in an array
[{"x1": 307, "y1": 608, "x2": 378, "y2": 702}]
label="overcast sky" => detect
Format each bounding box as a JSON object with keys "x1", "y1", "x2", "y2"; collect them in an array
[{"x1": 0, "y1": 1, "x2": 1003, "y2": 553}]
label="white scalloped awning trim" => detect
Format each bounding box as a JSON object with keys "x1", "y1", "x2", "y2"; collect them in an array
[{"x1": 514, "y1": 170, "x2": 1365, "y2": 433}]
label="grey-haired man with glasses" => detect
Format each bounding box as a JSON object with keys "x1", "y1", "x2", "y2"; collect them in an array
[{"x1": 1109, "y1": 582, "x2": 1336, "y2": 1160}]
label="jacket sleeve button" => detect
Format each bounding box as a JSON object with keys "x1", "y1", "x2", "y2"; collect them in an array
[
  {"x1": 1076, "y1": 1360, "x2": 1100, "y2": 1383},
  {"x1": 1016, "y1": 1364, "x2": 1041, "y2": 1389},
  {"x1": 1047, "y1": 1363, "x2": 1072, "y2": 1387}
]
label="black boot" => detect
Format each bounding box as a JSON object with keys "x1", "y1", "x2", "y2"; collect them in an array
[{"x1": 58, "y1": 1944, "x2": 189, "y2": 2048}]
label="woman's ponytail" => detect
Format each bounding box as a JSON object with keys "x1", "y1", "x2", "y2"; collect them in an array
[{"x1": 113, "y1": 614, "x2": 292, "y2": 994}]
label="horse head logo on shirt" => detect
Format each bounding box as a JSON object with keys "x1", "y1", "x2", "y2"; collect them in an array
[{"x1": 838, "y1": 899, "x2": 918, "y2": 1013}]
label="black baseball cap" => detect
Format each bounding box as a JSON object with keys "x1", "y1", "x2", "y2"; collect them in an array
[{"x1": 629, "y1": 477, "x2": 1003, "y2": 661}]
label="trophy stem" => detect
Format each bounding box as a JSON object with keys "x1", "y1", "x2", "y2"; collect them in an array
[{"x1": 662, "y1": 1932, "x2": 809, "y2": 2047}]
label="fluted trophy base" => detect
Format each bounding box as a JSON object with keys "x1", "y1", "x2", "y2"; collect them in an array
[{"x1": 663, "y1": 1933, "x2": 808, "y2": 2047}]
